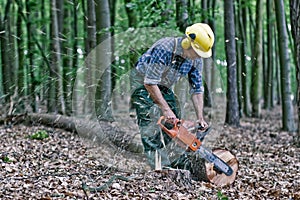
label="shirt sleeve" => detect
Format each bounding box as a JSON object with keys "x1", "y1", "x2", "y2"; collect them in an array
[
  {"x1": 188, "y1": 60, "x2": 204, "y2": 94},
  {"x1": 144, "y1": 47, "x2": 172, "y2": 85}
]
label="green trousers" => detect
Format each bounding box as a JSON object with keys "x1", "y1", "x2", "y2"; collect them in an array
[{"x1": 131, "y1": 85, "x2": 182, "y2": 168}]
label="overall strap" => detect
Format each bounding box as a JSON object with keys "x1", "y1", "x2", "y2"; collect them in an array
[{"x1": 171, "y1": 37, "x2": 178, "y2": 61}]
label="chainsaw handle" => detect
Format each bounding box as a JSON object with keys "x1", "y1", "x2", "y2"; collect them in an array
[
  {"x1": 157, "y1": 116, "x2": 180, "y2": 138},
  {"x1": 157, "y1": 116, "x2": 202, "y2": 151}
]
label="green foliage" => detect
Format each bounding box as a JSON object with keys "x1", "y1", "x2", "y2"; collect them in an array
[
  {"x1": 217, "y1": 191, "x2": 229, "y2": 200},
  {"x1": 2, "y1": 156, "x2": 11, "y2": 163},
  {"x1": 29, "y1": 130, "x2": 49, "y2": 140}
]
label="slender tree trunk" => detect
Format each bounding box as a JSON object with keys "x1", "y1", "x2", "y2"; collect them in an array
[
  {"x1": 250, "y1": 0, "x2": 263, "y2": 118},
  {"x1": 266, "y1": 0, "x2": 275, "y2": 109},
  {"x1": 208, "y1": 0, "x2": 217, "y2": 95},
  {"x1": 289, "y1": 0, "x2": 300, "y2": 143},
  {"x1": 176, "y1": 0, "x2": 188, "y2": 32},
  {"x1": 49, "y1": 0, "x2": 65, "y2": 114},
  {"x1": 84, "y1": 0, "x2": 97, "y2": 116},
  {"x1": 95, "y1": 0, "x2": 114, "y2": 121},
  {"x1": 70, "y1": 0, "x2": 79, "y2": 115},
  {"x1": 0, "y1": 0, "x2": 12, "y2": 103},
  {"x1": 124, "y1": 0, "x2": 138, "y2": 27},
  {"x1": 16, "y1": 3, "x2": 25, "y2": 112},
  {"x1": 174, "y1": 0, "x2": 189, "y2": 118},
  {"x1": 201, "y1": 0, "x2": 212, "y2": 108},
  {"x1": 235, "y1": 0, "x2": 242, "y2": 116},
  {"x1": 239, "y1": 0, "x2": 251, "y2": 116},
  {"x1": 224, "y1": 0, "x2": 240, "y2": 126},
  {"x1": 275, "y1": 0, "x2": 295, "y2": 131},
  {"x1": 25, "y1": 0, "x2": 38, "y2": 112},
  {"x1": 62, "y1": 4, "x2": 73, "y2": 115}
]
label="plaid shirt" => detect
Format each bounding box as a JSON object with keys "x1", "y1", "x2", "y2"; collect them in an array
[{"x1": 135, "y1": 37, "x2": 204, "y2": 94}]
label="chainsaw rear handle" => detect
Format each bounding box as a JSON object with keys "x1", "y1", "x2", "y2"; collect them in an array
[
  {"x1": 157, "y1": 116, "x2": 201, "y2": 151},
  {"x1": 157, "y1": 116, "x2": 180, "y2": 138}
]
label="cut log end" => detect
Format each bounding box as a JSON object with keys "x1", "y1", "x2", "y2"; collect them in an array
[{"x1": 206, "y1": 149, "x2": 239, "y2": 187}]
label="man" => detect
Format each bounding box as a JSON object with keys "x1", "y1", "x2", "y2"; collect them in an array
[{"x1": 130, "y1": 23, "x2": 214, "y2": 169}]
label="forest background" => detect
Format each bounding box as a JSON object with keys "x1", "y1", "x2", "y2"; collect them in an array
[{"x1": 1, "y1": 0, "x2": 299, "y2": 142}]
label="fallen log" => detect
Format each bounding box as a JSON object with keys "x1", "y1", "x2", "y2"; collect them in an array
[{"x1": 0, "y1": 113, "x2": 144, "y2": 153}]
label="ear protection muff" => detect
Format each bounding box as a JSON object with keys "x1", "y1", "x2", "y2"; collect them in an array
[
  {"x1": 181, "y1": 33, "x2": 196, "y2": 49},
  {"x1": 181, "y1": 38, "x2": 191, "y2": 49}
]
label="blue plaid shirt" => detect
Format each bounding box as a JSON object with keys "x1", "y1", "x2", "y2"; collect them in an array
[{"x1": 135, "y1": 37, "x2": 204, "y2": 94}]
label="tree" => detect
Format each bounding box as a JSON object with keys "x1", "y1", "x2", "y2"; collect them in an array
[
  {"x1": 224, "y1": 0, "x2": 240, "y2": 126},
  {"x1": 275, "y1": 0, "x2": 295, "y2": 131},
  {"x1": 95, "y1": 0, "x2": 114, "y2": 121},
  {"x1": 251, "y1": 0, "x2": 264, "y2": 118},
  {"x1": 174, "y1": 0, "x2": 189, "y2": 118},
  {"x1": 236, "y1": 0, "x2": 251, "y2": 116},
  {"x1": 49, "y1": 0, "x2": 66, "y2": 114},
  {"x1": 0, "y1": 0, "x2": 13, "y2": 104},
  {"x1": 16, "y1": 0, "x2": 25, "y2": 112},
  {"x1": 265, "y1": 0, "x2": 275, "y2": 109},
  {"x1": 289, "y1": 0, "x2": 300, "y2": 144}
]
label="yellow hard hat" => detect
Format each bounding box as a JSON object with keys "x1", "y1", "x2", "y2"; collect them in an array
[{"x1": 185, "y1": 23, "x2": 214, "y2": 58}]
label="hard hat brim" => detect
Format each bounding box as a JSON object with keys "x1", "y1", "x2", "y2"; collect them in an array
[{"x1": 191, "y1": 42, "x2": 212, "y2": 58}]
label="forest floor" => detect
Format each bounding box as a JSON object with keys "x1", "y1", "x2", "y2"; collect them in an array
[{"x1": 0, "y1": 106, "x2": 299, "y2": 200}]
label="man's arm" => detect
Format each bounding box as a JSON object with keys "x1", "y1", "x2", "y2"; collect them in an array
[
  {"x1": 144, "y1": 84, "x2": 176, "y2": 119},
  {"x1": 191, "y1": 93, "x2": 208, "y2": 129}
]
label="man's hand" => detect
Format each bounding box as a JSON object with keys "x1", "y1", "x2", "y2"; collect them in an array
[
  {"x1": 162, "y1": 107, "x2": 177, "y2": 123},
  {"x1": 197, "y1": 118, "x2": 209, "y2": 130}
]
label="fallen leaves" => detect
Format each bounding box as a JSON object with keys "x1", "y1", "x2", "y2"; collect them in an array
[{"x1": 0, "y1": 107, "x2": 299, "y2": 199}]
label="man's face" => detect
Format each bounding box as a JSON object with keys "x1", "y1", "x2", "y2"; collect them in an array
[{"x1": 185, "y1": 47, "x2": 201, "y2": 60}]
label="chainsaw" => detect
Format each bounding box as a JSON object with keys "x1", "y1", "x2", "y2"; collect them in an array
[{"x1": 157, "y1": 116, "x2": 233, "y2": 176}]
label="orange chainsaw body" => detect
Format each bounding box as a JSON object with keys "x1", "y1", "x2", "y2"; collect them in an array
[{"x1": 157, "y1": 116, "x2": 201, "y2": 151}]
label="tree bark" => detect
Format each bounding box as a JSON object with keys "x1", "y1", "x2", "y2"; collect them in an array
[
  {"x1": 25, "y1": 0, "x2": 38, "y2": 112},
  {"x1": 289, "y1": 0, "x2": 300, "y2": 144},
  {"x1": 94, "y1": 0, "x2": 114, "y2": 121},
  {"x1": 16, "y1": 3, "x2": 25, "y2": 112},
  {"x1": 266, "y1": 0, "x2": 275, "y2": 109},
  {"x1": 0, "y1": 0, "x2": 13, "y2": 103},
  {"x1": 251, "y1": 0, "x2": 263, "y2": 118},
  {"x1": 275, "y1": 0, "x2": 295, "y2": 131},
  {"x1": 49, "y1": 0, "x2": 66, "y2": 114},
  {"x1": 237, "y1": 0, "x2": 251, "y2": 117},
  {"x1": 224, "y1": 0, "x2": 240, "y2": 126},
  {"x1": 176, "y1": 0, "x2": 188, "y2": 32}
]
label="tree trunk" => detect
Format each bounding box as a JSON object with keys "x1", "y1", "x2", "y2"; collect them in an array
[
  {"x1": 224, "y1": 0, "x2": 240, "y2": 126},
  {"x1": 16, "y1": 3, "x2": 25, "y2": 112},
  {"x1": 251, "y1": 0, "x2": 263, "y2": 118},
  {"x1": 201, "y1": 0, "x2": 212, "y2": 108},
  {"x1": 275, "y1": 0, "x2": 295, "y2": 131},
  {"x1": 49, "y1": 0, "x2": 66, "y2": 114},
  {"x1": 238, "y1": 0, "x2": 251, "y2": 117},
  {"x1": 289, "y1": 0, "x2": 300, "y2": 144},
  {"x1": 25, "y1": 0, "x2": 38, "y2": 112},
  {"x1": 266, "y1": 0, "x2": 275, "y2": 109},
  {"x1": 0, "y1": 0, "x2": 12, "y2": 103},
  {"x1": 174, "y1": 0, "x2": 189, "y2": 118},
  {"x1": 176, "y1": 0, "x2": 188, "y2": 32},
  {"x1": 71, "y1": 0, "x2": 79, "y2": 115},
  {"x1": 124, "y1": 0, "x2": 138, "y2": 27},
  {"x1": 95, "y1": 0, "x2": 114, "y2": 121}
]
